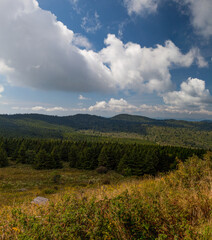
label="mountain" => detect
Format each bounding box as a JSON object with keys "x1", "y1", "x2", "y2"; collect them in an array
[{"x1": 0, "y1": 113, "x2": 211, "y2": 148}]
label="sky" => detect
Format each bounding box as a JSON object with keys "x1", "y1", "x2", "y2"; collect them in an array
[{"x1": 0, "y1": 0, "x2": 212, "y2": 119}]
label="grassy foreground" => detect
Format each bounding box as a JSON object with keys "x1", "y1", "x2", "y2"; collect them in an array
[{"x1": 0, "y1": 153, "x2": 212, "y2": 239}]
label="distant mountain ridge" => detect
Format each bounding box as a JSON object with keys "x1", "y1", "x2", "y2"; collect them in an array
[
  {"x1": 0, "y1": 113, "x2": 211, "y2": 148},
  {"x1": 1, "y1": 113, "x2": 212, "y2": 129}
]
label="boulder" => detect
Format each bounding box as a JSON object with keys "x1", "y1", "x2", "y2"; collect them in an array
[{"x1": 31, "y1": 196, "x2": 49, "y2": 205}]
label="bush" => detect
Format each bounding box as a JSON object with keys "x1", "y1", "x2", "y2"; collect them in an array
[
  {"x1": 43, "y1": 188, "x2": 57, "y2": 194},
  {"x1": 96, "y1": 166, "x2": 108, "y2": 174}
]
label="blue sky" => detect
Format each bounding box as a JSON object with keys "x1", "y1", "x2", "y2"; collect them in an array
[{"x1": 0, "y1": 0, "x2": 212, "y2": 119}]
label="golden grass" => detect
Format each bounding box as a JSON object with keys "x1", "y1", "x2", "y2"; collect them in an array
[{"x1": 0, "y1": 153, "x2": 211, "y2": 239}]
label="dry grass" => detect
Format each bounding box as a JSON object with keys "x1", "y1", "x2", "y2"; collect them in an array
[{"x1": 0, "y1": 153, "x2": 212, "y2": 239}]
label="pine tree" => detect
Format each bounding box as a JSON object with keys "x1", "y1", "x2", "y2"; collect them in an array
[
  {"x1": 34, "y1": 149, "x2": 55, "y2": 170},
  {"x1": 68, "y1": 145, "x2": 79, "y2": 168},
  {"x1": 51, "y1": 147, "x2": 63, "y2": 169},
  {"x1": 17, "y1": 142, "x2": 27, "y2": 164},
  {"x1": 0, "y1": 147, "x2": 8, "y2": 167}
]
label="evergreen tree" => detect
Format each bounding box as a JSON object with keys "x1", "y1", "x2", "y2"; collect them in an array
[
  {"x1": 0, "y1": 147, "x2": 8, "y2": 167},
  {"x1": 98, "y1": 146, "x2": 109, "y2": 167},
  {"x1": 117, "y1": 153, "x2": 132, "y2": 176},
  {"x1": 69, "y1": 145, "x2": 79, "y2": 168},
  {"x1": 34, "y1": 149, "x2": 55, "y2": 170},
  {"x1": 17, "y1": 142, "x2": 27, "y2": 163},
  {"x1": 25, "y1": 149, "x2": 36, "y2": 164},
  {"x1": 51, "y1": 147, "x2": 63, "y2": 169}
]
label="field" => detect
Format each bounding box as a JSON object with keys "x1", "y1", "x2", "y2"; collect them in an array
[
  {"x1": 0, "y1": 162, "x2": 124, "y2": 207},
  {"x1": 0, "y1": 153, "x2": 212, "y2": 239}
]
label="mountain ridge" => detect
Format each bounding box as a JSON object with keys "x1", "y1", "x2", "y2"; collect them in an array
[{"x1": 0, "y1": 113, "x2": 211, "y2": 149}]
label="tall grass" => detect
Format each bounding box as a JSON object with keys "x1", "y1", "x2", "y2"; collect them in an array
[{"x1": 0, "y1": 153, "x2": 211, "y2": 239}]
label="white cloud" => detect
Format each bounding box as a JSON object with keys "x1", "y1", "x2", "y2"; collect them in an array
[
  {"x1": 0, "y1": 0, "x2": 112, "y2": 93},
  {"x1": 88, "y1": 97, "x2": 212, "y2": 116},
  {"x1": 31, "y1": 106, "x2": 46, "y2": 111},
  {"x1": 78, "y1": 94, "x2": 90, "y2": 100},
  {"x1": 0, "y1": 85, "x2": 4, "y2": 93},
  {"x1": 124, "y1": 0, "x2": 212, "y2": 38},
  {"x1": 138, "y1": 103, "x2": 212, "y2": 115},
  {"x1": 0, "y1": 0, "x2": 207, "y2": 96},
  {"x1": 89, "y1": 98, "x2": 137, "y2": 112},
  {"x1": 98, "y1": 34, "x2": 206, "y2": 93},
  {"x1": 73, "y1": 34, "x2": 92, "y2": 49},
  {"x1": 163, "y1": 77, "x2": 212, "y2": 109},
  {"x1": 183, "y1": 0, "x2": 212, "y2": 38},
  {"x1": 81, "y1": 11, "x2": 101, "y2": 33},
  {"x1": 13, "y1": 105, "x2": 67, "y2": 112},
  {"x1": 124, "y1": 0, "x2": 158, "y2": 15},
  {"x1": 0, "y1": 60, "x2": 14, "y2": 74},
  {"x1": 0, "y1": 85, "x2": 4, "y2": 97},
  {"x1": 32, "y1": 106, "x2": 67, "y2": 112}
]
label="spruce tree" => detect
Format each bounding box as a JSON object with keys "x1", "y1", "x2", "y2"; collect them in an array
[{"x1": 0, "y1": 147, "x2": 8, "y2": 167}]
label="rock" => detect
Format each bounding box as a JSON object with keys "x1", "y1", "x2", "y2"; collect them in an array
[{"x1": 31, "y1": 196, "x2": 49, "y2": 205}]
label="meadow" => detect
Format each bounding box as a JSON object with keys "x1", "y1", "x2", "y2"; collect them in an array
[{"x1": 0, "y1": 152, "x2": 211, "y2": 239}]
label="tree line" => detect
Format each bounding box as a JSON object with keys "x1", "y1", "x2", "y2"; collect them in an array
[{"x1": 0, "y1": 138, "x2": 205, "y2": 176}]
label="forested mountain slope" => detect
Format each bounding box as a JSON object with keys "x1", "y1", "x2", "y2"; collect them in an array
[{"x1": 0, "y1": 114, "x2": 211, "y2": 148}]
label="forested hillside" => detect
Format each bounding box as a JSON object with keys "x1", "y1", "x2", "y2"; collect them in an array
[
  {"x1": 0, "y1": 114, "x2": 212, "y2": 148},
  {"x1": 0, "y1": 138, "x2": 205, "y2": 175}
]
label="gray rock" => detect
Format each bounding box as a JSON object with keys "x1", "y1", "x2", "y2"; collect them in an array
[{"x1": 31, "y1": 196, "x2": 49, "y2": 205}]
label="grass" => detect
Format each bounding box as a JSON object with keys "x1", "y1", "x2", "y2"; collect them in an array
[
  {"x1": 0, "y1": 153, "x2": 212, "y2": 239},
  {"x1": 0, "y1": 162, "x2": 124, "y2": 207}
]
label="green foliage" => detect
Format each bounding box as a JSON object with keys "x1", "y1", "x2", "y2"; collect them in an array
[
  {"x1": 34, "y1": 149, "x2": 56, "y2": 170},
  {"x1": 51, "y1": 147, "x2": 63, "y2": 169},
  {"x1": 0, "y1": 113, "x2": 211, "y2": 148},
  {"x1": 0, "y1": 137, "x2": 206, "y2": 173},
  {"x1": 2, "y1": 154, "x2": 212, "y2": 239},
  {"x1": 68, "y1": 144, "x2": 79, "y2": 168},
  {"x1": 17, "y1": 142, "x2": 27, "y2": 164},
  {"x1": 0, "y1": 153, "x2": 212, "y2": 239},
  {"x1": 0, "y1": 147, "x2": 8, "y2": 167}
]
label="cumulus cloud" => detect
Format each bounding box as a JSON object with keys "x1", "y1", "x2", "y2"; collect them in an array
[
  {"x1": 99, "y1": 35, "x2": 206, "y2": 93},
  {"x1": 89, "y1": 98, "x2": 137, "y2": 112},
  {"x1": 0, "y1": 0, "x2": 207, "y2": 95},
  {"x1": 180, "y1": 0, "x2": 212, "y2": 38},
  {"x1": 124, "y1": 0, "x2": 212, "y2": 38},
  {"x1": 163, "y1": 77, "x2": 212, "y2": 109},
  {"x1": 73, "y1": 34, "x2": 92, "y2": 49},
  {"x1": 0, "y1": 0, "x2": 112, "y2": 93},
  {"x1": 138, "y1": 103, "x2": 212, "y2": 115},
  {"x1": 123, "y1": 0, "x2": 159, "y2": 15},
  {"x1": 88, "y1": 97, "x2": 212, "y2": 116}
]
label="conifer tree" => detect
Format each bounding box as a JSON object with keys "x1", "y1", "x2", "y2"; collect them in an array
[
  {"x1": 34, "y1": 149, "x2": 55, "y2": 169},
  {"x1": 0, "y1": 147, "x2": 8, "y2": 167}
]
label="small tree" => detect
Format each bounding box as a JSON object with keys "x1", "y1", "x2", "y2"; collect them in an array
[
  {"x1": 34, "y1": 149, "x2": 54, "y2": 170},
  {"x1": 51, "y1": 147, "x2": 63, "y2": 169},
  {"x1": 17, "y1": 142, "x2": 27, "y2": 164},
  {"x1": 0, "y1": 147, "x2": 8, "y2": 167}
]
